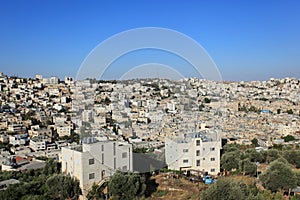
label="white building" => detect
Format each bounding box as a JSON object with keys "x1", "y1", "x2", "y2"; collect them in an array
[
  {"x1": 8, "y1": 124, "x2": 25, "y2": 133},
  {"x1": 0, "y1": 134, "x2": 9, "y2": 143},
  {"x1": 61, "y1": 138, "x2": 133, "y2": 190},
  {"x1": 64, "y1": 77, "x2": 74, "y2": 85},
  {"x1": 165, "y1": 131, "x2": 221, "y2": 175},
  {"x1": 9, "y1": 134, "x2": 27, "y2": 146},
  {"x1": 43, "y1": 77, "x2": 59, "y2": 85},
  {"x1": 29, "y1": 136, "x2": 47, "y2": 151},
  {"x1": 82, "y1": 110, "x2": 93, "y2": 122},
  {"x1": 57, "y1": 125, "x2": 71, "y2": 137}
]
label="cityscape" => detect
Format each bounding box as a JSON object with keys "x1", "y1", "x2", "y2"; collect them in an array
[
  {"x1": 0, "y1": 73, "x2": 299, "y2": 199},
  {"x1": 1, "y1": 1, "x2": 300, "y2": 200}
]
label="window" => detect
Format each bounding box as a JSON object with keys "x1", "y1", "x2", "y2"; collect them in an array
[
  {"x1": 196, "y1": 150, "x2": 200, "y2": 156},
  {"x1": 196, "y1": 140, "x2": 200, "y2": 146},
  {"x1": 89, "y1": 158, "x2": 95, "y2": 165},
  {"x1": 183, "y1": 159, "x2": 189, "y2": 163},
  {"x1": 101, "y1": 144, "x2": 104, "y2": 151},
  {"x1": 210, "y1": 158, "x2": 215, "y2": 161},
  {"x1": 203, "y1": 148, "x2": 205, "y2": 151},
  {"x1": 210, "y1": 147, "x2": 215, "y2": 151},
  {"x1": 196, "y1": 160, "x2": 200, "y2": 166},
  {"x1": 101, "y1": 153, "x2": 104, "y2": 164},
  {"x1": 89, "y1": 173, "x2": 95, "y2": 179},
  {"x1": 211, "y1": 169, "x2": 215, "y2": 172},
  {"x1": 122, "y1": 152, "x2": 127, "y2": 158},
  {"x1": 203, "y1": 158, "x2": 205, "y2": 160},
  {"x1": 114, "y1": 157, "x2": 116, "y2": 169},
  {"x1": 122, "y1": 165, "x2": 127, "y2": 171},
  {"x1": 183, "y1": 149, "x2": 188, "y2": 153}
]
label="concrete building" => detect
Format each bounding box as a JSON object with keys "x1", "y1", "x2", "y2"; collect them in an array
[
  {"x1": 56, "y1": 125, "x2": 71, "y2": 137},
  {"x1": 165, "y1": 131, "x2": 221, "y2": 175},
  {"x1": 64, "y1": 77, "x2": 74, "y2": 85},
  {"x1": 61, "y1": 138, "x2": 133, "y2": 190},
  {"x1": 82, "y1": 110, "x2": 93, "y2": 122},
  {"x1": 42, "y1": 77, "x2": 59, "y2": 85},
  {"x1": 8, "y1": 123, "x2": 25, "y2": 133},
  {"x1": 0, "y1": 134, "x2": 9, "y2": 143},
  {"x1": 29, "y1": 136, "x2": 47, "y2": 151},
  {"x1": 9, "y1": 134, "x2": 27, "y2": 146}
]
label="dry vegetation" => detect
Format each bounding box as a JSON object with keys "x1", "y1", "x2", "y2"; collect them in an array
[{"x1": 146, "y1": 173, "x2": 208, "y2": 200}]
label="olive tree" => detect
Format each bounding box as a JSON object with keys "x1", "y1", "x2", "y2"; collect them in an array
[
  {"x1": 259, "y1": 159, "x2": 296, "y2": 192},
  {"x1": 283, "y1": 150, "x2": 300, "y2": 168},
  {"x1": 201, "y1": 178, "x2": 261, "y2": 200},
  {"x1": 45, "y1": 174, "x2": 82, "y2": 200},
  {"x1": 108, "y1": 171, "x2": 146, "y2": 200},
  {"x1": 221, "y1": 151, "x2": 240, "y2": 171}
]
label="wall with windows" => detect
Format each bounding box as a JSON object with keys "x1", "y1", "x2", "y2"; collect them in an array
[
  {"x1": 61, "y1": 140, "x2": 133, "y2": 190},
  {"x1": 165, "y1": 134, "x2": 221, "y2": 175}
]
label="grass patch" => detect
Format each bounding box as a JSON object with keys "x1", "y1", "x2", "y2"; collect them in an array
[{"x1": 154, "y1": 190, "x2": 168, "y2": 197}]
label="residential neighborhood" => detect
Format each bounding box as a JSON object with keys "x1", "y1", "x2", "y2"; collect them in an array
[{"x1": 0, "y1": 72, "x2": 299, "y2": 199}]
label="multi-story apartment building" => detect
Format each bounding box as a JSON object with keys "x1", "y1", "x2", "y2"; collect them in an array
[
  {"x1": 9, "y1": 134, "x2": 27, "y2": 146},
  {"x1": 42, "y1": 77, "x2": 59, "y2": 85},
  {"x1": 165, "y1": 131, "x2": 221, "y2": 175},
  {"x1": 61, "y1": 138, "x2": 133, "y2": 190},
  {"x1": 56, "y1": 125, "x2": 71, "y2": 137},
  {"x1": 29, "y1": 136, "x2": 47, "y2": 151},
  {"x1": 8, "y1": 123, "x2": 25, "y2": 133}
]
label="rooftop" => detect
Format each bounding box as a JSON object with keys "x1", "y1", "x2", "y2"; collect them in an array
[{"x1": 169, "y1": 131, "x2": 220, "y2": 143}]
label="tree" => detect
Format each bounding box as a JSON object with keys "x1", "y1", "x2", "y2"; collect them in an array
[
  {"x1": 43, "y1": 159, "x2": 60, "y2": 175},
  {"x1": 259, "y1": 159, "x2": 296, "y2": 192},
  {"x1": 283, "y1": 150, "x2": 300, "y2": 168},
  {"x1": 295, "y1": 171, "x2": 300, "y2": 186},
  {"x1": 259, "y1": 150, "x2": 267, "y2": 163},
  {"x1": 203, "y1": 97, "x2": 211, "y2": 104},
  {"x1": 261, "y1": 190, "x2": 284, "y2": 200},
  {"x1": 282, "y1": 135, "x2": 296, "y2": 142},
  {"x1": 221, "y1": 151, "x2": 240, "y2": 171},
  {"x1": 239, "y1": 159, "x2": 257, "y2": 176},
  {"x1": 222, "y1": 144, "x2": 240, "y2": 153},
  {"x1": 86, "y1": 183, "x2": 104, "y2": 200},
  {"x1": 108, "y1": 171, "x2": 146, "y2": 200},
  {"x1": 244, "y1": 148, "x2": 263, "y2": 163},
  {"x1": 201, "y1": 177, "x2": 261, "y2": 200},
  {"x1": 251, "y1": 138, "x2": 259, "y2": 147},
  {"x1": 266, "y1": 149, "x2": 280, "y2": 163},
  {"x1": 45, "y1": 174, "x2": 82, "y2": 200}
]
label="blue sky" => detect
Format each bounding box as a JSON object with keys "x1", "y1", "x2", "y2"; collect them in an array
[{"x1": 0, "y1": 0, "x2": 299, "y2": 81}]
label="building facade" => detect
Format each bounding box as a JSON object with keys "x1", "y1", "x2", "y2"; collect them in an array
[
  {"x1": 61, "y1": 138, "x2": 133, "y2": 190},
  {"x1": 165, "y1": 131, "x2": 221, "y2": 175},
  {"x1": 29, "y1": 136, "x2": 47, "y2": 151}
]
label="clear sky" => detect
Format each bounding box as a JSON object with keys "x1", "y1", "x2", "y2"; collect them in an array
[{"x1": 0, "y1": 0, "x2": 299, "y2": 81}]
